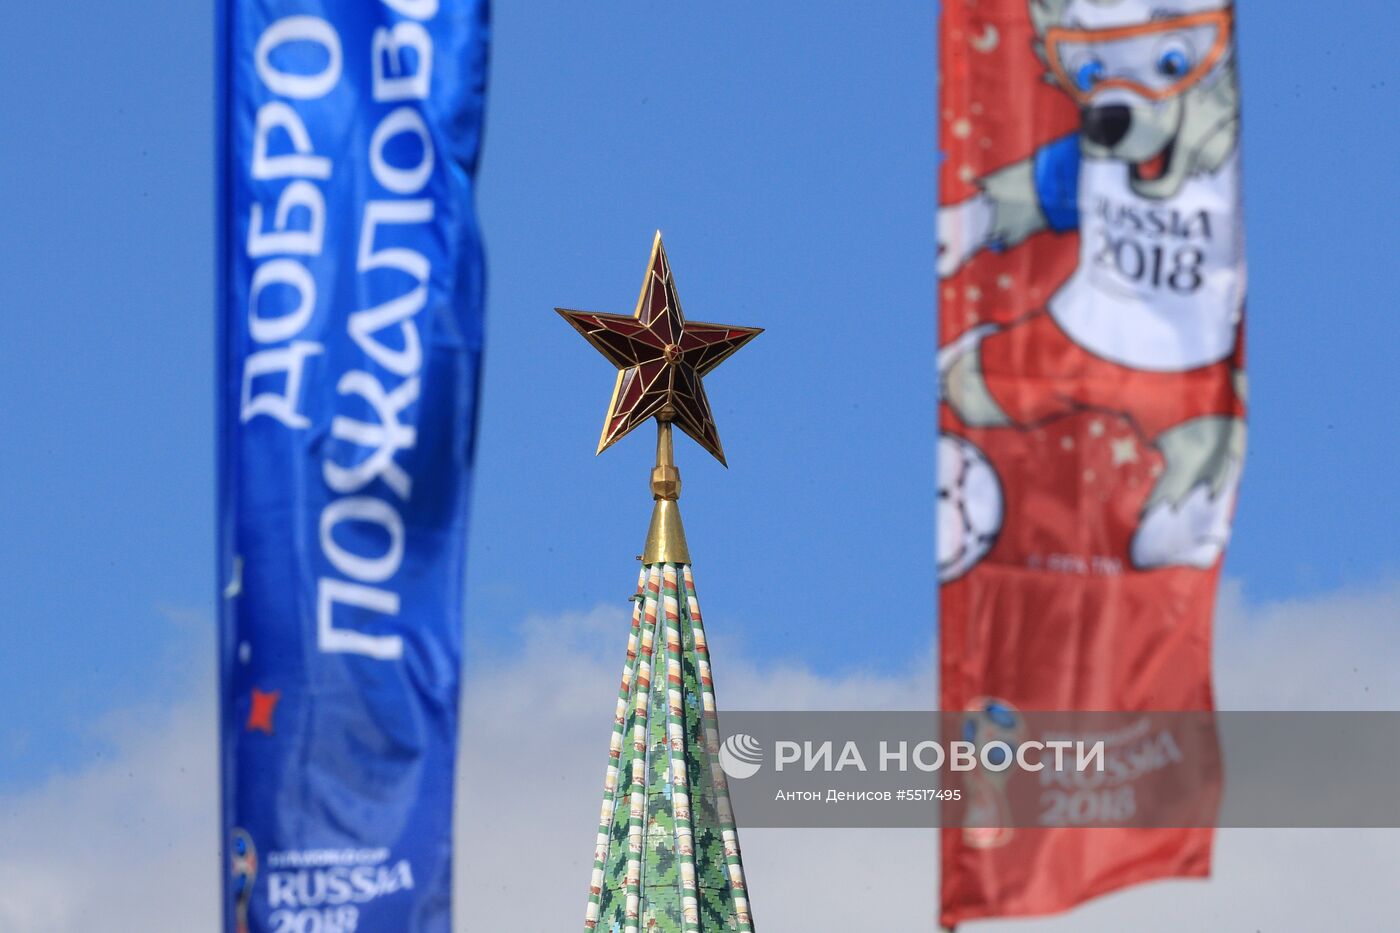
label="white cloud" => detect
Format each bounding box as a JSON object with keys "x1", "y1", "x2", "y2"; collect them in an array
[
  {"x1": 1214, "y1": 577, "x2": 1400, "y2": 709},
  {"x1": 0, "y1": 689, "x2": 218, "y2": 931},
  {"x1": 0, "y1": 579, "x2": 1397, "y2": 931}
]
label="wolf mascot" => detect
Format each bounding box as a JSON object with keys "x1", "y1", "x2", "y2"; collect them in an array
[{"x1": 939, "y1": 0, "x2": 1245, "y2": 572}]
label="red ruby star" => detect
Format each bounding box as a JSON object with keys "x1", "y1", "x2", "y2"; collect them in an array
[{"x1": 556, "y1": 232, "x2": 762, "y2": 465}]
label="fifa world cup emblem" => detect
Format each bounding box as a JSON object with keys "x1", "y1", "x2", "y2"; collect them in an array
[
  {"x1": 961, "y1": 699, "x2": 1024, "y2": 849},
  {"x1": 230, "y1": 827, "x2": 258, "y2": 933}
]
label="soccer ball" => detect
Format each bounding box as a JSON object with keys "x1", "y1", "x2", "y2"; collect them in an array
[{"x1": 938, "y1": 434, "x2": 1003, "y2": 582}]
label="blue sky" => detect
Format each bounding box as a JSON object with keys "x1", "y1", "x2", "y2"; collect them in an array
[{"x1": 1, "y1": 0, "x2": 1397, "y2": 794}]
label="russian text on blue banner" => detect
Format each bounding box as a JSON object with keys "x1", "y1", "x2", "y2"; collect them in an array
[{"x1": 218, "y1": 3, "x2": 489, "y2": 931}]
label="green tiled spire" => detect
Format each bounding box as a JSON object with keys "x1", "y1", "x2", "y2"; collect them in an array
[{"x1": 584, "y1": 562, "x2": 754, "y2": 932}]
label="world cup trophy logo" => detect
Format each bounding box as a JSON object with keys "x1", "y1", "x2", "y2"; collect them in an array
[
  {"x1": 229, "y1": 827, "x2": 258, "y2": 933},
  {"x1": 961, "y1": 698, "x2": 1024, "y2": 849}
]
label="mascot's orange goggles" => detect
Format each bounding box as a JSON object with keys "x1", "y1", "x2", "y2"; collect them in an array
[{"x1": 1046, "y1": 10, "x2": 1233, "y2": 104}]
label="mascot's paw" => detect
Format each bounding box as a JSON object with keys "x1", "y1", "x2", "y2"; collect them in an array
[
  {"x1": 937, "y1": 192, "x2": 994, "y2": 279},
  {"x1": 1131, "y1": 416, "x2": 1246, "y2": 569},
  {"x1": 939, "y1": 324, "x2": 1010, "y2": 428}
]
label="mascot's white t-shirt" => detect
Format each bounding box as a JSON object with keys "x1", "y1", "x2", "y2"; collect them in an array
[{"x1": 1050, "y1": 148, "x2": 1244, "y2": 372}]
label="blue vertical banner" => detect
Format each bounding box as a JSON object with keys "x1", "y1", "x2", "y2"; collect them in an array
[{"x1": 217, "y1": 3, "x2": 488, "y2": 931}]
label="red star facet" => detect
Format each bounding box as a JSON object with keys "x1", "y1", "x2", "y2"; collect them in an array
[
  {"x1": 246, "y1": 688, "x2": 281, "y2": 735},
  {"x1": 557, "y1": 232, "x2": 762, "y2": 465}
]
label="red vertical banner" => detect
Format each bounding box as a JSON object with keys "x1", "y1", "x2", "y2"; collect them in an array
[{"x1": 937, "y1": 0, "x2": 1244, "y2": 925}]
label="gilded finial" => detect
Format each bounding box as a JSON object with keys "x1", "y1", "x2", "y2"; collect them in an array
[{"x1": 643, "y1": 420, "x2": 689, "y2": 563}]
